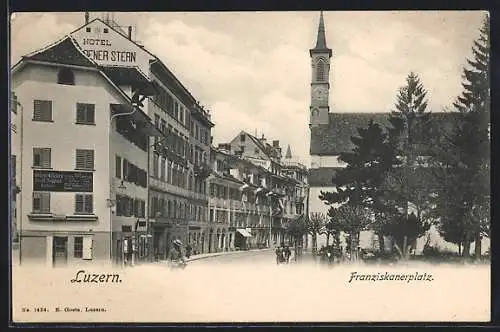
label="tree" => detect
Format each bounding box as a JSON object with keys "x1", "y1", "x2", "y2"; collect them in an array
[
  {"x1": 306, "y1": 212, "x2": 326, "y2": 254},
  {"x1": 286, "y1": 215, "x2": 307, "y2": 246},
  {"x1": 431, "y1": 15, "x2": 490, "y2": 259},
  {"x1": 319, "y1": 120, "x2": 397, "y2": 252},
  {"x1": 382, "y1": 72, "x2": 434, "y2": 258},
  {"x1": 327, "y1": 205, "x2": 372, "y2": 261}
]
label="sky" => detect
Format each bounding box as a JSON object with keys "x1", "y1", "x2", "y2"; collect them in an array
[{"x1": 10, "y1": 11, "x2": 486, "y2": 165}]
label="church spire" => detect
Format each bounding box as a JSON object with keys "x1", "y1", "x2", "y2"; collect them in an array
[
  {"x1": 315, "y1": 11, "x2": 327, "y2": 49},
  {"x1": 310, "y1": 11, "x2": 332, "y2": 57},
  {"x1": 285, "y1": 144, "x2": 292, "y2": 159}
]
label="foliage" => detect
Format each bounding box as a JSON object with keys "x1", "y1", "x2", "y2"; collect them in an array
[
  {"x1": 306, "y1": 212, "x2": 327, "y2": 236},
  {"x1": 429, "y1": 15, "x2": 490, "y2": 258}
]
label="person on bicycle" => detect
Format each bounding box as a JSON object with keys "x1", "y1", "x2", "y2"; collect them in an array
[{"x1": 169, "y1": 239, "x2": 187, "y2": 265}]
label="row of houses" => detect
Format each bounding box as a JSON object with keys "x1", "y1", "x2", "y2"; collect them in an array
[{"x1": 10, "y1": 14, "x2": 308, "y2": 267}]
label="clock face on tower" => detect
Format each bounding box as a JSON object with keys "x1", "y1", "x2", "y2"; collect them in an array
[{"x1": 313, "y1": 86, "x2": 328, "y2": 101}]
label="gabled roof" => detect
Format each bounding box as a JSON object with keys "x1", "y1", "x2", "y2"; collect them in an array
[
  {"x1": 22, "y1": 35, "x2": 97, "y2": 68},
  {"x1": 310, "y1": 112, "x2": 460, "y2": 156},
  {"x1": 245, "y1": 132, "x2": 272, "y2": 159}
]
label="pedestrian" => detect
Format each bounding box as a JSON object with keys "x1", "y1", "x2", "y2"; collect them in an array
[
  {"x1": 275, "y1": 245, "x2": 283, "y2": 265},
  {"x1": 186, "y1": 243, "x2": 192, "y2": 259},
  {"x1": 284, "y1": 245, "x2": 291, "y2": 264}
]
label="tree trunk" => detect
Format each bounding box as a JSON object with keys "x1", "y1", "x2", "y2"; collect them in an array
[
  {"x1": 474, "y1": 232, "x2": 482, "y2": 260},
  {"x1": 402, "y1": 236, "x2": 408, "y2": 260},
  {"x1": 458, "y1": 242, "x2": 462, "y2": 256},
  {"x1": 377, "y1": 232, "x2": 385, "y2": 253},
  {"x1": 312, "y1": 234, "x2": 317, "y2": 255},
  {"x1": 462, "y1": 237, "x2": 471, "y2": 258},
  {"x1": 326, "y1": 233, "x2": 330, "y2": 246}
]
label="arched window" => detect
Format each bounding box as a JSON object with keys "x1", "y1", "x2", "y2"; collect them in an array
[
  {"x1": 312, "y1": 108, "x2": 319, "y2": 117},
  {"x1": 316, "y1": 59, "x2": 326, "y2": 82},
  {"x1": 57, "y1": 67, "x2": 75, "y2": 85}
]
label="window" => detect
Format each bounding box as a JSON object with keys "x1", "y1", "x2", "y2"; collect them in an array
[
  {"x1": 76, "y1": 103, "x2": 95, "y2": 124},
  {"x1": 11, "y1": 92, "x2": 18, "y2": 114},
  {"x1": 154, "y1": 114, "x2": 160, "y2": 128},
  {"x1": 75, "y1": 194, "x2": 93, "y2": 214},
  {"x1": 104, "y1": 28, "x2": 109, "y2": 33},
  {"x1": 115, "y1": 155, "x2": 122, "y2": 178},
  {"x1": 240, "y1": 134, "x2": 246, "y2": 142},
  {"x1": 75, "y1": 149, "x2": 95, "y2": 170},
  {"x1": 122, "y1": 159, "x2": 129, "y2": 181},
  {"x1": 57, "y1": 67, "x2": 75, "y2": 85},
  {"x1": 32, "y1": 192, "x2": 50, "y2": 213},
  {"x1": 74, "y1": 236, "x2": 83, "y2": 258},
  {"x1": 33, "y1": 148, "x2": 51, "y2": 168},
  {"x1": 161, "y1": 119, "x2": 166, "y2": 133},
  {"x1": 33, "y1": 100, "x2": 52, "y2": 122},
  {"x1": 86, "y1": 27, "x2": 91, "y2": 32},
  {"x1": 11, "y1": 155, "x2": 16, "y2": 181},
  {"x1": 316, "y1": 59, "x2": 326, "y2": 82},
  {"x1": 153, "y1": 154, "x2": 159, "y2": 178},
  {"x1": 160, "y1": 157, "x2": 166, "y2": 180}
]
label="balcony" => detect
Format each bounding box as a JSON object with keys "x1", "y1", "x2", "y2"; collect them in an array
[{"x1": 150, "y1": 178, "x2": 208, "y2": 201}]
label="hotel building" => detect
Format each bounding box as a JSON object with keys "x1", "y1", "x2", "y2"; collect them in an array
[{"x1": 11, "y1": 14, "x2": 213, "y2": 265}]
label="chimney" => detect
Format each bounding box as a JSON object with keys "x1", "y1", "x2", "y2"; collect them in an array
[
  {"x1": 128, "y1": 26, "x2": 133, "y2": 40},
  {"x1": 85, "y1": 12, "x2": 89, "y2": 24}
]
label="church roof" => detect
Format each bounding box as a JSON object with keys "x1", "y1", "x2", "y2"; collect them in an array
[
  {"x1": 308, "y1": 167, "x2": 342, "y2": 187},
  {"x1": 23, "y1": 36, "x2": 97, "y2": 67},
  {"x1": 310, "y1": 112, "x2": 460, "y2": 156}
]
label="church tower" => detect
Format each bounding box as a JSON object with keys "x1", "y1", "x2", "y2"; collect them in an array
[{"x1": 309, "y1": 11, "x2": 332, "y2": 128}]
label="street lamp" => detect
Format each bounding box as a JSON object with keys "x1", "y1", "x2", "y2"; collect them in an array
[{"x1": 266, "y1": 191, "x2": 274, "y2": 249}]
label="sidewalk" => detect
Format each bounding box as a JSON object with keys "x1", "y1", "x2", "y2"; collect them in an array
[{"x1": 157, "y1": 248, "x2": 272, "y2": 264}]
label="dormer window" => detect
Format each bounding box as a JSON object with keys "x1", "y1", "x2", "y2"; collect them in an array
[{"x1": 57, "y1": 67, "x2": 75, "y2": 85}]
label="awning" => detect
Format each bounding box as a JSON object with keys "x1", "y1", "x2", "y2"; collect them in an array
[{"x1": 236, "y1": 228, "x2": 252, "y2": 238}]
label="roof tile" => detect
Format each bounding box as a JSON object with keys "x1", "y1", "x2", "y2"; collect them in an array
[{"x1": 310, "y1": 112, "x2": 459, "y2": 155}]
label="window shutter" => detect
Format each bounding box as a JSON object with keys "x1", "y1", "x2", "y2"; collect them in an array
[
  {"x1": 115, "y1": 156, "x2": 122, "y2": 178},
  {"x1": 123, "y1": 159, "x2": 129, "y2": 181},
  {"x1": 87, "y1": 106, "x2": 95, "y2": 124},
  {"x1": 75, "y1": 194, "x2": 84, "y2": 213},
  {"x1": 134, "y1": 199, "x2": 139, "y2": 217},
  {"x1": 84, "y1": 194, "x2": 93, "y2": 214},
  {"x1": 33, "y1": 100, "x2": 42, "y2": 120},
  {"x1": 82, "y1": 236, "x2": 93, "y2": 260},
  {"x1": 76, "y1": 105, "x2": 85, "y2": 123},
  {"x1": 41, "y1": 192, "x2": 50, "y2": 212}
]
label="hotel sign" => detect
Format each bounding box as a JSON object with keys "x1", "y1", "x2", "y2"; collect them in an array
[
  {"x1": 71, "y1": 21, "x2": 153, "y2": 70},
  {"x1": 33, "y1": 170, "x2": 93, "y2": 192},
  {"x1": 80, "y1": 38, "x2": 137, "y2": 64}
]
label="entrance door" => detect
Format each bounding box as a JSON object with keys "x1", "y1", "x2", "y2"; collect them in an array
[{"x1": 52, "y1": 236, "x2": 68, "y2": 267}]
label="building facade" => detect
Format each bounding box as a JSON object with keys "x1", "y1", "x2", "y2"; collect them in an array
[
  {"x1": 11, "y1": 34, "x2": 161, "y2": 266},
  {"x1": 216, "y1": 131, "x2": 308, "y2": 248},
  {"x1": 11, "y1": 92, "x2": 20, "y2": 246}
]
